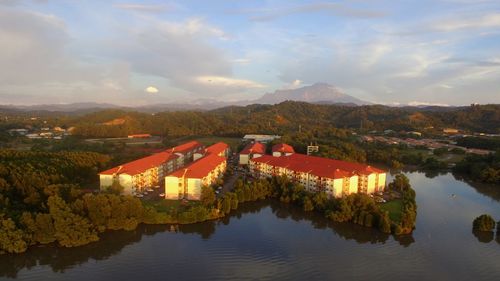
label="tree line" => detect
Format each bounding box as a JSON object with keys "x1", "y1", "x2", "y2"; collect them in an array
[
  {"x1": 9, "y1": 102, "x2": 492, "y2": 138},
  {"x1": 453, "y1": 152, "x2": 500, "y2": 184}
]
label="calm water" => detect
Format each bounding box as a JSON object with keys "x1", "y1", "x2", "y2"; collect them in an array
[{"x1": 1, "y1": 172, "x2": 499, "y2": 281}]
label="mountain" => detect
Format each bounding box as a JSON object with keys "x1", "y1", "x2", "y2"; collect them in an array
[{"x1": 252, "y1": 83, "x2": 371, "y2": 105}]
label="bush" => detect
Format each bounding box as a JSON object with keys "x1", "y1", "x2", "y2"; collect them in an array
[{"x1": 472, "y1": 214, "x2": 496, "y2": 232}]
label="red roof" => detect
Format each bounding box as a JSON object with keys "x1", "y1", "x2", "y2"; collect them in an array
[
  {"x1": 99, "y1": 141, "x2": 204, "y2": 176},
  {"x1": 240, "y1": 142, "x2": 266, "y2": 155},
  {"x1": 166, "y1": 141, "x2": 204, "y2": 154},
  {"x1": 250, "y1": 153, "x2": 385, "y2": 179},
  {"x1": 272, "y1": 143, "x2": 295, "y2": 154},
  {"x1": 99, "y1": 151, "x2": 178, "y2": 176},
  {"x1": 206, "y1": 142, "x2": 229, "y2": 156},
  {"x1": 168, "y1": 154, "x2": 226, "y2": 179}
]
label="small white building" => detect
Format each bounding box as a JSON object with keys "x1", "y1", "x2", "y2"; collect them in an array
[
  {"x1": 239, "y1": 142, "x2": 266, "y2": 165},
  {"x1": 243, "y1": 134, "x2": 281, "y2": 143},
  {"x1": 272, "y1": 143, "x2": 295, "y2": 157}
]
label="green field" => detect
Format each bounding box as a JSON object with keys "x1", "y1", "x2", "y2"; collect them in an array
[
  {"x1": 380, "y1": 199, "x2": 403, "y2": 222},
  {"x1": 143, "y1": 198, "x2": 201, "y2": 213}
]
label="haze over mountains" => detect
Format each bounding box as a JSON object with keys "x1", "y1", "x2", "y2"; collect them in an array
[
  {"x1": 0, "y1": 83, "x2": 462, "y2": 113},
  {"x1": 254, "y1": 83, "x2": 371, "y2": 105}
]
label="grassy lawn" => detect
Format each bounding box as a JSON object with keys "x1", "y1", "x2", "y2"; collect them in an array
[
  {"x1": 143, "y1": 199, "x2": 201, "y2": 213},
  {"x1": 380, "y1": 199, "x2": 403, "y2": 222}
]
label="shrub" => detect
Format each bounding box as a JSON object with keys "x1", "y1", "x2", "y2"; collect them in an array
[{"x1": 472, "y1": 214, "x2": 496, "y2": 232}]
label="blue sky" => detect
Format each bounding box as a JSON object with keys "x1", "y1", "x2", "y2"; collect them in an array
[{"x1": 0, "y1": 0, "x2": 499, "y2": 106}]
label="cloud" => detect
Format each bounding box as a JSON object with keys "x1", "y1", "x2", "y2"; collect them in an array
[
  {"x1": 233, "y1": 58, "x2": 251, "y2": 64},
  {"x1": 113, "y1": 3, "x2": 173, "y2": 13},
  {"x1": 439, "y1": 84, "x2": 453, "y2": 89},
  {"x1": 101, "y1": 16, "x2": 260, "y2": 98},
  {"x1": 408, "y1": 101, "x2": 450, "y2": 107},
  {"x1": 231, "y1": 3, "x2": 386, "y2": 22},
  {"x1": 196, "y1": 76, "x2": 265, "y2": 89},
  {"x1": 432, "y1": 13, "x2": 500, "y2": 32},
  {"x1": 0, "y1": 6, "x2": 131, "y2": 104},
  {"x1": 282, "y1": 79, "x2": 302, "y2": 89},
  {"x1": 145, "y1": 86, "x2": 158, "y2": 93}
]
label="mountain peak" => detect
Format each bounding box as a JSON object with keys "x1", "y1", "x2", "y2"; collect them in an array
[{"x1": 253, "y1": 83, "x2": 370, "y2": 105}]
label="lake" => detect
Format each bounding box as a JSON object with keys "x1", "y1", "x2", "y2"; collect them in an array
[{"x1": 1, "y1": 172, "x2": 499, "y2": 281}]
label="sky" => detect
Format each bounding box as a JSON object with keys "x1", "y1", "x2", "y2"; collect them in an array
[{"x1": 0, "y1": 0, "x2": 499, "y2": 106}]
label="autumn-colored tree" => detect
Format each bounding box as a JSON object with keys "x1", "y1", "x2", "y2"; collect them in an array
[{"x1": 48, "y1": 196, "x2": 99, "y2": 247}]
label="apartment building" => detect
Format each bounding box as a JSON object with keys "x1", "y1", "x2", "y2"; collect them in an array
[
  {"x1": 99, "y1": 141, "x2": 204, "y2": 195},
  {"x1": 165, "y1": 143, "x2": 228, "y2": 200},
  {"x1": 249, "y1": 150, "x2": 386, "y2": 198}
]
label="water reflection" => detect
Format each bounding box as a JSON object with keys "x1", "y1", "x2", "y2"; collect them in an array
[
  {"x1": 473, "y1": 230, "x2": 495, "y2": 243},
  {"x1": 452, "y1": 172, "x2": 500, "y2": 202},
  {"x1": 0, "y1": 199, "x2": 410, "y2": 278}
]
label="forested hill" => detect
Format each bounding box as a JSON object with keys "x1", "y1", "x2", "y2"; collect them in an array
[{"x1": 4, "y1": 102, "x2": 498, "y2": 138}]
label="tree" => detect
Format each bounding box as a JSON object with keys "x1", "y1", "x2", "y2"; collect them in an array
[
  {"x1": 472, "y1": 214, "x2": 496, "y2": 232},
  {"x1": 378, "y1": 211, "x2": 391, "y2": 233},
  {"x1": 0, "y1": 215, "x2": 27, "y2": 254},
  {"x1": 48, "y1": 196, "x2": 99, "y2": 247},
  {"x1": 303, "y1": 196, "x2": 314, "y2": 212},
  {"x1": 200, "y1": 186, "x2": 216, "y2": 207},
  {"x1": 109, "y1": 180, "x2": 124, "y2": 195},
  {"x1": 389, "y1": 174, "x2": 410, "y2": 192},
  {"x1": 20, "y1": 212, "x2": 56, "y2": 245}
]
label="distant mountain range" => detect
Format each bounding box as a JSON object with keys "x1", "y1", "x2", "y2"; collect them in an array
[
  {"x1": 0, "y1": 83, "x2": 461, "y2": 113},
  {"x1": 253, "y1": 82, "x2": 371, "y2": 105}
]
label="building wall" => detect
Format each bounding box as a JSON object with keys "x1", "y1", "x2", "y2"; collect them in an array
[
  {"x1": 193, "y1": 153, "x2": 203, "y2": 161},
  {"x1": 239, "y1": 154, "x2": 249, "y2": 165},
  {"x1": 99, "y1": 174, "x2": 114, "y2": 189},
  {"x1": 164, "y1": 159, "x2": 227, "y2": 201},
  {"x1": 332, "y1": 179, "x2": 344, "y2": 197},
  {"x1": 99, "y1": 174, "x2": 133, "y2": 195},
  {"x1": 366, "y1": 173, "x2": 376, "y2": 194},
  {"x1": 186, "y1": 178, "x2": 202, "y2": 200},
  {"x1": 165, "y1": 176, "x2": 181, "y2": 199},
  {"x1": 348, "y1": 175, "x2": 359, "y2": 195},
  {"x1": 118, "y1": 174, "x2": 134, "y2": 195},
  {"x1": 253, "y1": 153, "x2": 263, "y2": 159},
  {"x1": 249, "y1": 159, "x2": 385, "y2": 198},
  {"x1": 377, "y1": 173, "x2": 386, "y2": 192}
]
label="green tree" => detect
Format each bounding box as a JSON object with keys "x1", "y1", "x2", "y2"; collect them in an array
[
  {"x1": 20, "y1": 212, "x2": 56, "y2": 245},
  {"x1": 48, "y1": 196, "x2": 99, "y2": 247},
  {"x1": 473, "y1": 214, "x2": 496, "y2": 232},
  {"x1": 378, "y1": 211, "x2": 391, "y2": 233},
  {"x1": 0, "y1": 215, "x2": 27, "y2": 254},
  {"x1": 303, "y1": 196, "x2": 314, "y2": 212},
  {"x1": 200, "y1": 186, "x2": 216, "y2": 207}
]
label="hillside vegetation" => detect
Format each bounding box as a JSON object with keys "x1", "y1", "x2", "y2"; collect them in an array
[{"x1": 61, "y1": 102, "x2": 500, "y2": 138}]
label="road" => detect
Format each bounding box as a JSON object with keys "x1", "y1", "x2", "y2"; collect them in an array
[{"x1": 219, "y1": 154, "x2": 243, "y2": 196}]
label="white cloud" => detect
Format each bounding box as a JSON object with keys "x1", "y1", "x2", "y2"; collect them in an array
[
  {"x1": 145, "y1": 86, "x2": 158, "y2": 93},
  {"x1": 408, "y1": 101, "x2": 450, "y2": 107},
  {"x1": 433, "y1": 13, "x2": 500, "y2": 32},
  {"x1": 232, "y1": 3, "x2": 386, "y2": 22},
  {"x1": 439, "y1": 84, "x2": 453, "y2": 89},
  {"x1": 113, "y1": 3, "x2": 173, "y2": 13},
  {"x1": 233, "y1": 58, "x2": 251, "y2": 64},
  {"x1": 282, "y1": 79, "x2": 302, "y2": 89},
  {"x1": 196, "y1": 76, "x2": 265, "y2": 89}
]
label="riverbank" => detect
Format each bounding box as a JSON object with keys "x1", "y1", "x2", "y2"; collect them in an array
[{"x1": 1, "y1": 174, "x2": 415, "y2": 255}]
